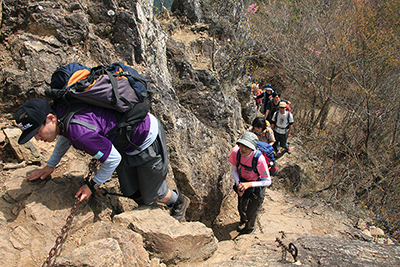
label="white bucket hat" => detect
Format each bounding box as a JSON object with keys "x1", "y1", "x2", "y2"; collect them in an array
[{"x1": 236, "y1": 132, "x2": 258, "y2": 150}]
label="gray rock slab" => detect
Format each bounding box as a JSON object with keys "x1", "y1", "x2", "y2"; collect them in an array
[
  {"x1": 54, "y1": 238, "x2": 124, "y2": 267},
  {"x1": 113, "y1": 206, "x2": 218, "y2": 265},
  {"x1": 4, "y1": 127, "x2": 42, "y2": 163}
]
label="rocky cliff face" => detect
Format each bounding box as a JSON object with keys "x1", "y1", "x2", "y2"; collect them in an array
[
  {"x1": 0, "y1": 0, "x2": 243, "y2": 265},
  {"x1": 0, "y1": 0, "x2": 243, "y2": 224},
  {"x1": 1, "y1": 0, "x2": 399, "y2": 266}
]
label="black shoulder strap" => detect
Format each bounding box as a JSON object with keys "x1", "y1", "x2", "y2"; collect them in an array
[
  {"x1": 236, "y1": 149, "x2": 241, "y2": 169},
  {"x1": 251, "y1": 150, "x2": 262, "y2": 175},
  {"x1": 236, "y1": 150, "x2": 261, "y2": 176},
  {"x1": 57, "y1": 104, "x2": 97, "y2": 137},
  {"x1": 105, "y1": 69, "x2": 133, "y2": 109}
]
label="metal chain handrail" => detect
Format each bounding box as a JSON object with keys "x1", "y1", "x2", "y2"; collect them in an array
[
  {"x1": 41, "y1": 159, "x2": 99, "y2": 267},
  {"x1": 275, "y1": 231, "x2": 298, "y2": 262},
  {"x1": 41, "y1": 198, "x2": 80, "y2": 267}
]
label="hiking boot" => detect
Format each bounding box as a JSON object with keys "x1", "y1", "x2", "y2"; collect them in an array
[
  {"x1": 239, "y1": 227, "x2": 254, "y2": 235},
  {"x1": 171, "y1": 191, "x2": 190, "y2": 222}
]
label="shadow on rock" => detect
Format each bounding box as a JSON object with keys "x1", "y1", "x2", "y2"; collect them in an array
[{"x1": 212, "y1": 221, "x2": 241, "y2": 241}]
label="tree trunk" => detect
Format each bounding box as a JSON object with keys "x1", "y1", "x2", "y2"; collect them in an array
[{"x1": 312, "y1": 97, "x2": 331, "y2": 129}]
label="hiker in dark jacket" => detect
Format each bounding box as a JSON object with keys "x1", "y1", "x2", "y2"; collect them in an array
[
  {"x1": 228, "y1": 132, "x2": 271, "y2": 234},
  {"x1": 264, "y1": 92, "x2": 291, "y2": 123},
  {"x1": 255, "y1": 83, "x2": 274, "y2": 114},
  {"x1": 15, "y1": 98, "x2": 190, "y2": 221},
  {"x1": 257, "y1": 84, "x2": 274, "y2": 114}
]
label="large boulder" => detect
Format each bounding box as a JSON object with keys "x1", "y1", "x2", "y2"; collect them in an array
[
  {"x1": 114, "y1": 207, "x2": 218, "y2": 265},
  {"x1": 55, "y1": 221, "x2": 154, "y2": 267}
]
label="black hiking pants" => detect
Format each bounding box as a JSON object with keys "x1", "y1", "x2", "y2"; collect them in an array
[
  {"x1": 273, "y1": 131, "x2": 289, "y2": 152},
  {"x1": 237, "y1": 186, "x2": 265, "y2": 231}
]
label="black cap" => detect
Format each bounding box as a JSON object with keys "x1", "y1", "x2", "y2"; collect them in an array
[{"x1": 15, "y1": 98, "x2": 51, "y2": 144}]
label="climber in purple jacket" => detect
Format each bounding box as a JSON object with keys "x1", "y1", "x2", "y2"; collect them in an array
[{"x1": 15, "y1": 98, "x2": 190, "y2": 221}]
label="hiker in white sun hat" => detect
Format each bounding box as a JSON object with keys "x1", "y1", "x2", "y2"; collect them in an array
[{"x1": 228, "y1": 131, "x2": 271, "y2": 235}]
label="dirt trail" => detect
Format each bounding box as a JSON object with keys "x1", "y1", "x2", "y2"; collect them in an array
[{"x1": 200, "y1": 139, "x2": 351, "y2": 265}]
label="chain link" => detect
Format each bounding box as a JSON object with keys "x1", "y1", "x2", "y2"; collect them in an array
[
  {"x1": 87, "y1": 159, "x2": 99, "y2": 178},
  {"x1": 41, "y1": 159, "x2": 98, "y2": 267},
  {"x1": 41, "y1": 198, "x2": 80, "y2": 267},
  {"x1": 275, "y1": 231, "x2": 298, "y2": 262}
]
